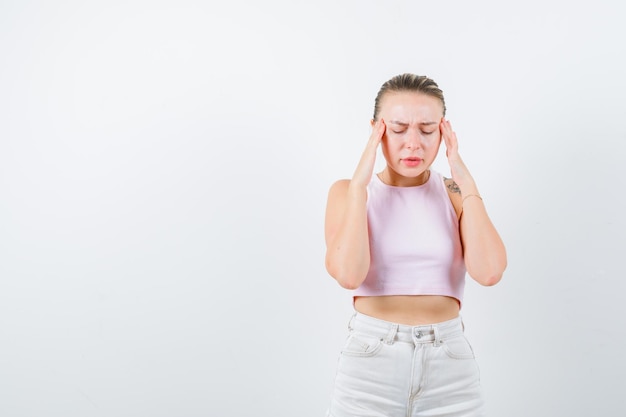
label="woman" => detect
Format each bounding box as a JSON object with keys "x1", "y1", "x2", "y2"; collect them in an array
[{"x1": 324, "y1": 73, "x2": 507, "y2": 417}]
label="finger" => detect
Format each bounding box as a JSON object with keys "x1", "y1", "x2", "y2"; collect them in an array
[
  {"x1": 441, "y1": 119, "x2": 461, "y2": 159},
  {"x1": 370, "y1": 118, "x2": 386, "y2": 143},
  {"x1": 440, "y1": 118, "x2": 451, "y2": 146},
  {"x1": 377, "y1": 118, "x2": 386, "y2": 136}
]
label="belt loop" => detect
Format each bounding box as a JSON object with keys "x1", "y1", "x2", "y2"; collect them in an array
[
  {"x1": 384, "y1": 324, "x2": 399, "y2": 345},
  {"x1": 433, "y1": 325, "x2": 441, "y2": 347},
  {"x1": 348, "y1": 312, "x2": 356, "y2": 331}
]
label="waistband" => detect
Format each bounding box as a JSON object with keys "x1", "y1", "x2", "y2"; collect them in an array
[{"x1": 348, "y1": 311, "x2": 465, "y2": 347}]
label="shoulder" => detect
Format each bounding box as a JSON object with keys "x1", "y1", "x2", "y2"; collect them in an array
[
  {"x1": 327, "y1": 177, "x2": 375, "y2": 197},
  {"x1": 443, "y1": 176, "x2": 463, "y2": 219},
  {"x1": 326, "y1": 179, "x2": 352, "y2": 207},
  {"x1": 328, "y1": 179, "x2": 351, "y2": 194},
  {"x1": 443, "y1": 176, "x2": 460, "y2": 194},
  {"x1": 324, "y1": 179, "x2": 361, "y2": 242},
  {"x1": 326, "y1": 178, "x2": 371, "y2": 214}
]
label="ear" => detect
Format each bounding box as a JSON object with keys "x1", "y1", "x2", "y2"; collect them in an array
[{"x1": 370, "y1": 119, "x2": 376, "y2": 128}]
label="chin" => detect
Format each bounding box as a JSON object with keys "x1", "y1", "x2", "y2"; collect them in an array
[{"x1": 396, "y1": 167, "x2": 428, "y2": 177}]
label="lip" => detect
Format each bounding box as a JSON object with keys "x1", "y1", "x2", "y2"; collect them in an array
[{"x1": 401, "y1": 157, "x2": 423, "y2": 167}]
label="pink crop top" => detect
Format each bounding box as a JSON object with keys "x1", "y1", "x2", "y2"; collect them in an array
[{"x1": 353, "y1": 170, "x2": 466, "y2": 305}]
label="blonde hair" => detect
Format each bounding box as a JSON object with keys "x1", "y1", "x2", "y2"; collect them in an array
[{"x1": 373, "y1": 73, "x2": 446, "y2": 120}]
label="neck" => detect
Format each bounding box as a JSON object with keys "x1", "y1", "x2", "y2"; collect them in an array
[{"x1": 380, "y1": 167, "x2": 430, "y2": 187}]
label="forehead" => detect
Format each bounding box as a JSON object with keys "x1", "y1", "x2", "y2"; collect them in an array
[{"x1": 379, "y1": 91, "x2": 444, "y2": 121}]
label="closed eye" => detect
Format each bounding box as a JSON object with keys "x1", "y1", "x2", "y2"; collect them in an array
[{"x1": 422, "y1": 130, "x2": 436, "y2": 135}]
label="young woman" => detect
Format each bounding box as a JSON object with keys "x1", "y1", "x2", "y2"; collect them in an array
[{"x1": 324, "y1": 73, "x2": 507, "y2": 417}]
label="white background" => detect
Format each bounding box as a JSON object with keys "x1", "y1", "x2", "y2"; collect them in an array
[{"x1": 1, "y1": 1, "x2": 625, "y2": 416}]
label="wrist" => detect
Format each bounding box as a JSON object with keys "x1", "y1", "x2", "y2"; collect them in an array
[{"x1": 461, "y1": 193, "x2": 483, "y2": 205}]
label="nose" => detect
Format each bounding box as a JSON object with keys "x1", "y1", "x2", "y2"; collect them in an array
[{"x1": 405, "y1": 130, "x2": 422, "y2": 150}]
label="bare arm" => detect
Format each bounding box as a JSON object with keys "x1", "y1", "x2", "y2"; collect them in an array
[
  {"x1": 324, "y1": 120, "x2": 386, "y2": 289},
  {"x1": 440, "y1": 118, "x2": 507, "y2": 286}
]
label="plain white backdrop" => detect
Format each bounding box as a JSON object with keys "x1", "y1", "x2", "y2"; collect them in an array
[{"x1": 1, "y1": 1, "x2": 625, "y2": 416}]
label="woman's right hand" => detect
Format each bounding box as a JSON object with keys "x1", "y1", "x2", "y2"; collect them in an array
[
  {"x1": 350, "y1": 119, "x2": 386, "y2": 188},
  {"x1": 324, "y1": 119, "x2": 385, "y2": 289}
]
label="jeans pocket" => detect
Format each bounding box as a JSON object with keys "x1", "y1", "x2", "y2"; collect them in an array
[
  {"x1": 442, "y1": 334, "x2": 475, "y2": 359},
  {"x1": 341, "y1": 331, "x2": 384, "y2": 357}
]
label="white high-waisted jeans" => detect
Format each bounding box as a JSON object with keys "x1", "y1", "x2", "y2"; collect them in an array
[{"x1": 326, "y1": 312, "x2": 485, "y2": 417}]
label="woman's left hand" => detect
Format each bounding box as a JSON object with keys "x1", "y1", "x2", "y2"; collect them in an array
[{"x1": 440, "y1": 118, "x2": 475, "y2": 192}]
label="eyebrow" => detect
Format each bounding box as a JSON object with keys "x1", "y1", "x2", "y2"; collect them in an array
[{"x1": 388, "y1": 120, "x2": 438, "y2": 127}]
